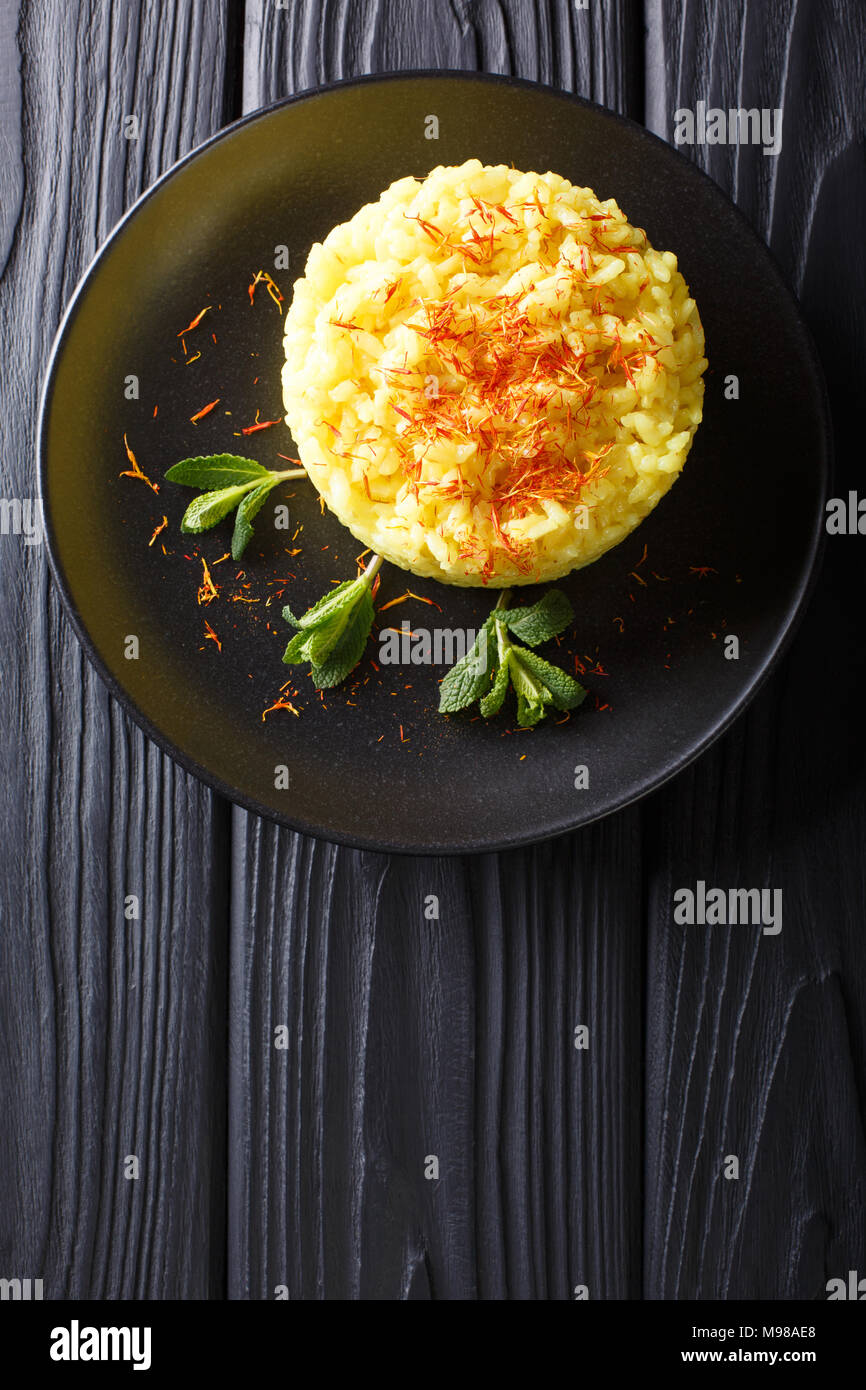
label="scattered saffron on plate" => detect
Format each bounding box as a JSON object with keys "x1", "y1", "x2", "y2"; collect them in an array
[
  {"x1": 177, "y1": 305, "x2": 212, "y2": 336},
  {"x1": 119, "y1": 433, "x2": 159, "y2": 492},
  {"x1": 190, "y1": 398, "x2": 220, "y2": 424},
  {"x1": 237, "y1": 410, "x2": 282, "y2": 436},
  {"x1": 262, "y1": 697, "x2": 300, "y2": 720},
  {"x1": 248, "y1": 269, "x2": 284, "y2": 312},
  {"x1": 197, "y1": 556, "x2": 219, "y2": 605},
  {"x1": 405, "y1": 591, "x2": 442, "y2": 610},
  {"x1": 377, "y1": 592, "x2": 411, "y2": 613}
]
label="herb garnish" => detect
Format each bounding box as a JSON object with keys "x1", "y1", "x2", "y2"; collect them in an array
[
  {"x1": 164, "y1": 455, "x2": 590, "y2": 726},
  {"x1": 281, "y1": 554, "x2": 383, "y2": 689},
  {"x1": 164, "y1": 454, "x2": 306, "y2": 560},
  {"x1": 438, "y1": 588, "x2": 586, "y2": 727}
]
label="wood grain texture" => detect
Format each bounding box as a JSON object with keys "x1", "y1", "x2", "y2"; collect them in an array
[
  {"x1": 0, "y1": 0, "x2": 234, "y2": 1298},
  {"x1": 0, "y1": 1, "x2": 23, "y2": 277},
  {"x1": 643, "y1": 0, "x2": 866, "y2": 1299},
  {"x1": 228, "y1": 0, "x2": 646, "y2": 1300},
  {"x1": 4, "y1": 0, "x2": 861, "y2": 1305},
  {"x1": 243, "y1": 0, "x2": 642, "y2": 106},
  {"x1": 228, "y1": 810, "x2": 644, "y2": 1299}
]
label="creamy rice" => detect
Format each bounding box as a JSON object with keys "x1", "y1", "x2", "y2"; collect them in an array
[{"x1": 282, "y1": 159, "x2": 706, "y2": 586}]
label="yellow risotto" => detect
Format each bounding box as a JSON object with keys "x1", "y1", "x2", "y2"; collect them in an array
[{"x1": 281, "y1": 159, "x2": 706, "y2": 586}]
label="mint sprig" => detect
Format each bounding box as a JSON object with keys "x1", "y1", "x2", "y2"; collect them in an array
[
  {"x1": 438, "y1": 587, "x2": 586, "y2": 728},
  {"x1": 282, "y1": 554, "x2": 383, "y2": 689},
  {"x1": 436, "y1": 616, "x2": 496, "y2": 713},
  {"x1": 502, "y1": 589, "x2": 575, "y2": 647},
  {"x1": 165, "y1": 453, "x2": 306, "y2": 560}
]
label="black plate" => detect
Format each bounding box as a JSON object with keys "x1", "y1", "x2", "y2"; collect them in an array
[{"x1": 40, "y1": 73, "x2": 829, "y2": 854}]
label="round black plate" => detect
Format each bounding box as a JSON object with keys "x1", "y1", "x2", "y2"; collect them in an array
[{"x1": 40, "y1": 73, "x2": 829, "y2": 854}]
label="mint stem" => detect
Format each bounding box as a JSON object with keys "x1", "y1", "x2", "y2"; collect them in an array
[
  {"x1": 493, "y1": 589, "x2": 513, "y2": 669},
  {"x1": 495, "y1": 613, "x2": 511, "y2": 665},
  {"x1": 231, "y1": 465, "x2": 307, "y2": 500},
  {"x1": 244, "y1": 464, "x2": 307, "y2": 501},
  {"x1": 241, "y1": 466, "x2": 307, "y2": 495},
  {"x1": 361, "y1": 553, "x2": 384, "y2": 586}
]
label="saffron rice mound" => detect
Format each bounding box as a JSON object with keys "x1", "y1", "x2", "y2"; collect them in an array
[{"x1": 282, "y1": 159, "x2": 707, "y2": 587}]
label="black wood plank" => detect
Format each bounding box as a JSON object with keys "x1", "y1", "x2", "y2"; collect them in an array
[
  {"x1": 243, "y1": 0, "x2": 642, "y2": 106},
  {"x1": 228, "y1": 0, "x2": 645, "y2": 1300},
  {"x1": 0, "y1": 0, "x2": 234, "y2": 1299},
  {"x1": 643, "y1": 0, "x2": 866, "y2": 1299}
]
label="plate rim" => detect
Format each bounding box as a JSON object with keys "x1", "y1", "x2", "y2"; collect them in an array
[{"x1": 38, "y1": 69, "x2": 832, "y2": 855}]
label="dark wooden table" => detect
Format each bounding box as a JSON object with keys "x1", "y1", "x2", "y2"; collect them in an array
[{"x1": 2, "y1": 0, "x2": 864, "y2": 1300}]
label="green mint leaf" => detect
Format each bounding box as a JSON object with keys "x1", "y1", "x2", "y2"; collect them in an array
[
  {"x1": 515, "y1": 691, "x2": 549, "y2": 727},
  {"x1": 513, "y1": 647, "x2": 587, "y2": 712},
  {"x1": 310, "y1": 588, "x2": 375, "y2": 688},
  {"x1": 437, "y1": 587, "x2": 586, "y2": 727},
  {"x1": 283, "y1": 574, "x2": 378, "y2": 688},
  {"x1": 479, "y1": 656, "x2": 511, "y2": 718},
  {"x1": 282, "y1": 610, "x2": 339, "y2": 666},
  {"x1": 437, "y1": 617, "x2": 495, "y2": 713},
  {"x1": 231, "y1": 477, "x2": 279, "y2": 560},
  {"x1": 282, "y1": 613, "x2": 345, "y2": 667},
  {"x1": 180, "y1": 483, "x2": 252, "y2": 534},
  {"x1": 305, "y1": 609, "x2": 352, "y2": 666},
  {"x1": 504, "y1": 589, "x2": 575, "y2": 647},
  {"x1": 508, "y1": 650, "x2": 553, "y2": 727},
  {"x1": 166, "y1": 454, "x2": 271, "y2": 488},
  {"x1": 282, "y1": 629, "x2": 313, "y2": 663},
  {"x1": 283, "y1": 578, "x2": 365, "y2": 632}
]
